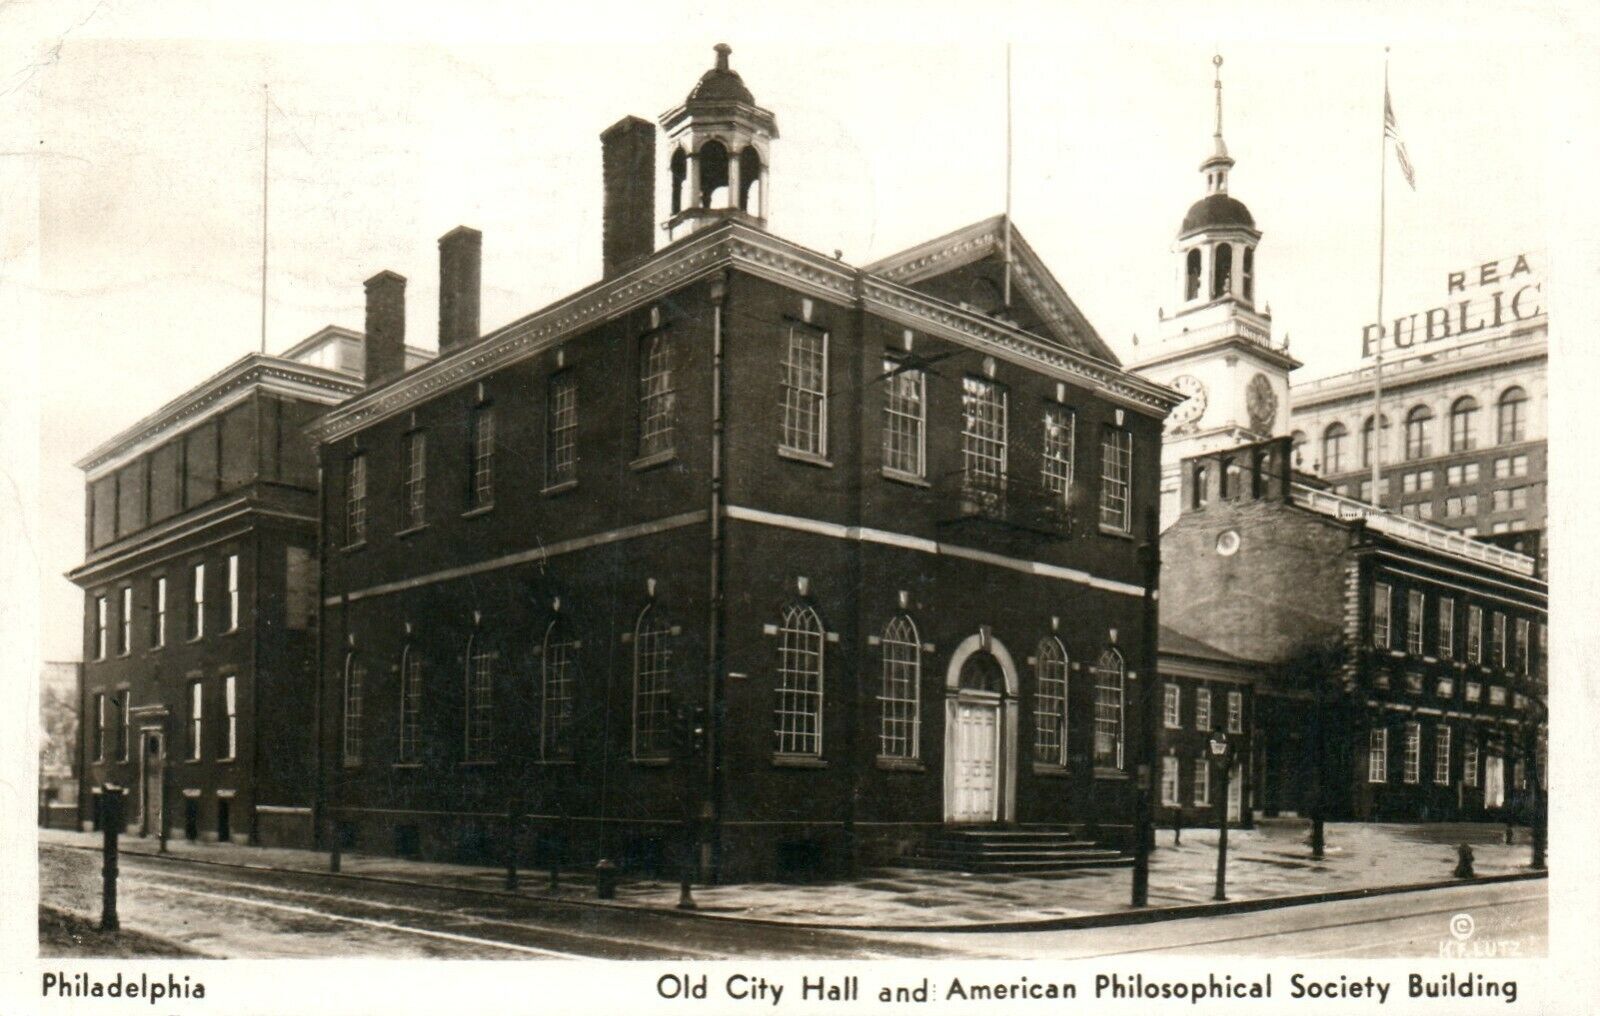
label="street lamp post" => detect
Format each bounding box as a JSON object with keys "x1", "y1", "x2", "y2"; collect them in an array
[
  {"x1": 1131, "y1": 506, "x2": 1160, "y2": 908},
  {"x1": 1209, "y1": 728, "x2": 1234, "y2": 902}
]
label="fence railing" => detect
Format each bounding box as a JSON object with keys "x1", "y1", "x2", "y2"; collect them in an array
[{"x1": 1290, "y1": 483, "x2": 1535, "y2": 576}]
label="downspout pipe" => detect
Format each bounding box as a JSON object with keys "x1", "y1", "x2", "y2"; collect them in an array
[{"x1": 705, "y1": 271, "x2": 729, "y2": 882}]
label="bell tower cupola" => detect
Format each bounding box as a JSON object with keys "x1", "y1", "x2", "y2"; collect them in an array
[
  {"x1": 1175, "y1": 53, "x2": 1260, "y2": 313},
  {"x1": 660, "y1": 44, "x2": 779, "y2": 242}
]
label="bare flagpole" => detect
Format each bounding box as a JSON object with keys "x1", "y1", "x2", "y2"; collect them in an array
[
  {"x1": 1369, "y1": 50, "x2": 1388, "y2": 508},
  {"x1": 261, "y1": 83, "x2": 269, "y2": 355},
  {"x1": 1002, "y1": 42, "x2": 1013, "y2": 309}
]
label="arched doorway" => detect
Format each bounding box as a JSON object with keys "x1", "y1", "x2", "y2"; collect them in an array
[{"x1": 943, "y1": 631, "x2": 1019, "y2": 824}]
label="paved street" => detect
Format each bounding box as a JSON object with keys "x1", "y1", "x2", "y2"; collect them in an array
[{"x1": 41, "y1": 840, "x2": 1543, "y2": 960}]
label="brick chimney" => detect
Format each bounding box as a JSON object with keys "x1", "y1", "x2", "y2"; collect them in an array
[
  {"x1": 601, "y1": 116, "x2": 656, "y2": 277},
  {"x1": 438, "y1": 226, "x2": 482, "y2": 354},
  {"x1": 363, "y1": 270, "x2": 406, "y2": 387}
]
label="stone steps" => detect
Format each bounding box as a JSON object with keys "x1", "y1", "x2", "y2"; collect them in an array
[{"x1": 902, "y1": 825, "x2": 1131, "y2": 874}]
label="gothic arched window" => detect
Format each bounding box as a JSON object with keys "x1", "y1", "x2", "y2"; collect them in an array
[
  {"x1": 632, "y1": 605, "x2": 673, "y2": 759},
  {"x1": 775, "y1": 604, "x2": 825, "y2": 756},
  {"x1": 1091, "y1": 649, "x2": 1125, "y2": 770},
  {"x1": 1033, "y1": 637, "x2": 1068, "y2": 766},
  {"x1": 464, "y1": 634, "x2": 496, "y2": 763},
  {"x1": 877, "y1": 616, "x2": 920, "y2": 760},
  {"x1": 541, "y1": 619, "x2": 578, "y2": 761},
  {"x1": 398, "y1": 645, "x2": 422, "y2": 764},
  {"x1": 342, "y1": 650, "x2": 364, "y2": 766}
]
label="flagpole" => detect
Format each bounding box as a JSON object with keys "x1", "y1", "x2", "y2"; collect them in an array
[
  {"x1": 261, "y1": 83, "x2": 269, "y2": 355},
  {"x1": 1002, "y1": 42, "x2": 1013, "y2": 309},
  {"x1": 1369, "y1": 50, "x2": 1388, "y2": 509}
]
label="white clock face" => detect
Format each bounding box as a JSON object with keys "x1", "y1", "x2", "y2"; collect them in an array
[{"x1": 1169, "y1": 374, "x2": 1207, "y2": 432}]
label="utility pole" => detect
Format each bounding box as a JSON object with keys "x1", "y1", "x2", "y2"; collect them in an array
[{"x1": 1131, "y1": 505, "x2": 1160, "y2": 907}]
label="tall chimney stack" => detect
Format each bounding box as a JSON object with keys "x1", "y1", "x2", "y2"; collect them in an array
[
  {"x1": 438, "y1": 225, "x2": 482, "y2": 354},
  {"x1": 363, "y1": 270, "x2": 406, "y2": 387},
  {"x1": 601, "y1": 116, "x2": 656, "y2": 277}
]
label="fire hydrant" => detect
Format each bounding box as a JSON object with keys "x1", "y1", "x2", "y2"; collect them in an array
[
  {"x1": 594, "y1": 858, "x2": 619, "y2": 899},
  {"x1": 1454, "y1": 843, "x2": 1476, "y2": 879}
]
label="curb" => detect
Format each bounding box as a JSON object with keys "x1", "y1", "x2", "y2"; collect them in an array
[{"x1": 39, "y1": 837, "x2": 1547, "y2": 935}]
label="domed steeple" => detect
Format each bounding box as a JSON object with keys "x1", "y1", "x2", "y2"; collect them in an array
[
  {"x1": 1173, "y1": 53, "x2": 1261, "y2": 310},
  {"x1": 660, "y1": 44, "x2": 779, "y2": 242}
]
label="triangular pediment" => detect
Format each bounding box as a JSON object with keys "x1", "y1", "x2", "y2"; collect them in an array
[{"x1": 863, "y1": 215, "x2": 1119, "y2": 365}]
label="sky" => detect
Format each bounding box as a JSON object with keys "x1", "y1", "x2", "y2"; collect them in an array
[{"x1": 19, "y1": 1, "x2": 1566, "y2": 662}]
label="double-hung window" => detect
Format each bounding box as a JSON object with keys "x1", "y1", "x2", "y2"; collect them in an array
[
  {"x1": 1092, "y1": 650, "x2": 1125, "y2": 770},
  {"x1": 464, "y1": 641, "x2": 496, "y2": 763},
  {"x1": 402, "y1": 431, "x2": 427, "y2": 529},
  {"x1": 152, "y1": 577, "x2": 167, "y2": 648},
  {"x1": 1467, "y1": 606, "x2": 1484, "y2": 663},
  {"x1": 1372, "y1": 582, "x2": 1393, "y2": 649},
  {"x1": 1227, "y1": 690, "x2": 1243, "y2": 734},
  {"x1": 1491, "y1": 612, "x2": 1507, "y2": 668},
  {"x1": 1463, "y1": 736, "x2": 1480, "y2": 787},
  {"x1": 961, "y1": 376, "x2": 1008, "y2": 499},
  {"x1": 546, "y1": 372, "x2": 578, "y2": 487},
  {"x1": 1194, "y1": 686, "x2": 1212, "y2": 731},
  {"x1": 1438, "y1": 596, "x2": 1455, "y2": 660},
  {"x1": 1099, "y1": 427, "x2": 1133, "y2": 532},
  {"x1": 1515, "y1": 619, "x2": 1531, "y2": 675},
  {"x1": 118, "y1": 587, "x2": 132, "y2": 655},
  {"x1": 92, "y1": 693, "x2": 106, "y2": 760},
  {"x1": 1160, "y1": 755, "x2": 1179, "y2": 807},
  {"x1": 881, "y1": 359, "x2": 925, "y2": 478},
  {"x1": 222, "y1": 675, "x2": 237, "y2": 761},
  {"x1": 225, "y1": 554, "x2": 240, "y2": 631},
  {"x1": 398, "y1": 648, "x2": 423, "y2": 764},
  {"x1": 345, "y1": 453, "x2": 368, "y2": 545},
  {"x1": 780, "y1": 325, "x2": 828, "y2": 457},
  {"x1": 637, "y1": 331, "x2": 676, "y2": 459},
  {"x1": 541, "y1": 622, "x2": 578, "y2": 761},
  {"x1": 188, "y1": 680, "x2": 204, "y2": 761},
  {"x1": 94, "y1": 596, "x2": 107, "y2": 660},
  {"x1": 1194, "y1": 757, "x2": 1211, "y2": 806},
  {"x1": 1042, "y1": 407, "x2": 1074, "y2": 504},
  {"x1": 1434, "y1": 723, "x2": 1451, "y2": 784},
  {"x1": 1402, "y1": 721, "x2": 1421, "y2": 783},
  {"x1": 470, "y1": 405, "x2": 495, "y2": 509},
  {"x1": 189, "y1": 563, "x2": 205, "y2": 640},
  {"x1": 1368, "y1": 727, "x2": 1388, "y2": 782},
  {"x1": 342, "y1": 654, "x2": 364, "y2": 766},
  {"x1": 1163, "y1": 684, "x2": 1181, "y2": 729},
  {"x1": 632, "y1": 607, "x2": 673, "y2": 759},
  {"x1": 1406, "y1": 589, "x2": 1425, "y2": 655}
]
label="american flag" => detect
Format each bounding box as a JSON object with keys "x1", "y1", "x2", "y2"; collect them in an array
[{"x1": 1384, "y1": 87, "x2": 1416, "y2": 190}]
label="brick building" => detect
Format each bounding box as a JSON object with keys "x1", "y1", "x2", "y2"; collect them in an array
[
  {"x1": 1162, "y1": 436, "x2": 1546, "y2": 823},
  {"x1": 1154, "y1": 628, "x2": 1255, "y2": 830},
  {"x1": 308, "y1": 46, "x2": 1180, "y2": 882},
  {"x1": 68, "y1": 327, "x2": 429, "y2": 846}
]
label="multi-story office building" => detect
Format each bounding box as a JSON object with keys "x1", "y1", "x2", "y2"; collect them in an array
[
  {"x1": 1162, "y1": 436, "x2": 1546, "y2": 823},
  {"x1": 1289, "y1": 254, "x2": 1546, "y2": 560},
  {"x1": 69, "y1": 327, "x2": 429, "y2": 846},
  {"x1": 310, "y1": 45, "x2": 1179, "y2": 882}
]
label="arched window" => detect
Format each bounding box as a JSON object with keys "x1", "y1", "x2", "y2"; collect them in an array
[
  {"x1": 1450, "y1": 396, "x2": 1479, "y2": 452},
  {"x1": 738, "y1": 146, "x2": 763, "y2": 213},
  {"x1": 959, "y1": 651, "x2": 1004, "y2": 692},
  {"x1": 342, "y1": 651, "x2": 364, "y2": 766},
  {"x1": 1361, "y1": 414, "x2": 1390, "y2": 468},
  {"x1": 1033, "y1": 637, "x2": 1068, "y2": 766},
  {"x1": 1091, "y1": 649, "x2": 1125, "y2": 770},
  {"x1": 1192, "y1": 463, "x2": 1209, "y2": 509},
  {"x1": 877, "y1": 616, "x2": 920, "y2": 760},
  {"x1": 398, "y1": 645, "x2": 422, "y2": 764},
  {"x1": 1322, "y1": 422, "x2": 1349, "y2": 474},
  {"x1": 541, "y1": 619, "x2": 579, "y2": 761},
  {"x1": 1404, "y1": 405, "x2": 1433, "y2": 460},
  {"x1": 1290, "y1": 430, "x2": 1308, "y2": 467},
  {"x1": 464, "y1": 634, "x2": 496, "y2": 762},
  {"x1": 1212, "y1": 243, "x2": 1233, "y2": 299},
  {"x1": 632, "y1": 606, "x2": 673, "y2": 759},
  {"x1": 669, "y1": 147, "x2": 688, "y2": 215},
  {"x1": 1497, "y1": 387, "x2": 1528, "y2": 444},
  {"x1": 1184, "y1": 248, "x2": 1202, "y2": 301},
  {"x1": 697, "y1": 140, "x2": 730, "y2": 209},
  {"x1": 776, "y1": 604, "x2": 825, "y2": 756},
  {"x1": 1241, "y1": 246, "x2": 1255, "y2": 301}
]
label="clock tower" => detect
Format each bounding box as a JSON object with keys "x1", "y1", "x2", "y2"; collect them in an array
[{"x1": 1131, "y1": 54, "x2": 1301, "y2": 529}]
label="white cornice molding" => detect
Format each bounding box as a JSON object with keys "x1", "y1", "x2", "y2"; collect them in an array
[
  {"x1": 77, "y1": 357, "x2": 362, "y2": 478},
  {"x1": 310, "y1": 222, "x2": 1179, "y2": 444}
]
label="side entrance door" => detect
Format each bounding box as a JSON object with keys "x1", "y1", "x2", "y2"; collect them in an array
[{"x1": 140, "y1": 731, "x2": 165, "y2": 838}]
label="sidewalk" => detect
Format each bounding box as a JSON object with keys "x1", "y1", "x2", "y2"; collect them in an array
[{"x1": 40, "y1": 819, "x2": 1544, "y2": 930}]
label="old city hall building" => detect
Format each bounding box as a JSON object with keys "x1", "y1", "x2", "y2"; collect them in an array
[{"x1": 310, "y1": 46, "x2": 1180, "y2": 881}]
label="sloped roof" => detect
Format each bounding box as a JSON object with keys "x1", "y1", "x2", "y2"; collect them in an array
[
  {"x1": 862, "y1": 215, "x2": 1120, "y2": 365},
  {"x1": 1159, "y1": 625, "x2": 1248, "y2": 665}
]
